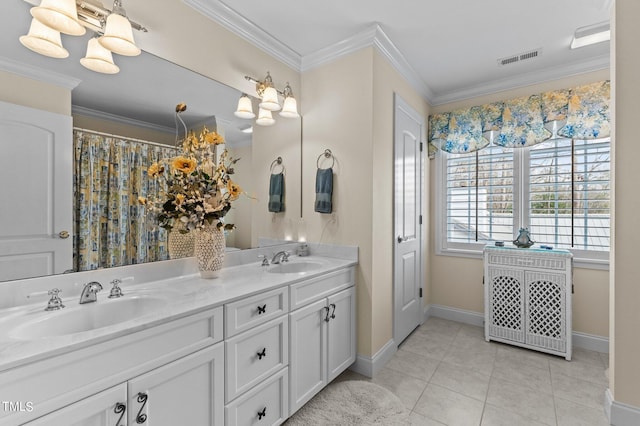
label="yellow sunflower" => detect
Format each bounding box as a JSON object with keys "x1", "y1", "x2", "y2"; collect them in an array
[
  {"x1": 171, "y1": 156, "x2": 197, "y2": 174},
  {"x1": 227, "y1": 180, "x2": 242, "y2": 201},
  {"x1": 204, "y1": 131, "x2": 225, "y2": 145},
  {"x1": 147, "y1": 162, "x2": 164, "y2": 178}
]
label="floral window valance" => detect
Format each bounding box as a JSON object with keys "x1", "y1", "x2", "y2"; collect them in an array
[{"x1": 428, "y1": 80, "x2": 610, "y2": 155}]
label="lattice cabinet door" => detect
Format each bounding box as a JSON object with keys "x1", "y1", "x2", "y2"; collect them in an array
[
  {"x1": 483, "y1": 245, "x2": 572, "y2": 360},
  {"x1": 525, "y1": 271, "x2": 567, "y2": 354},
  {"x1": 486, "y1": 267, "x2": 525, "y2": 344}
]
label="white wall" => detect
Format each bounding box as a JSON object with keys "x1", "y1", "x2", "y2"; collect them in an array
[{"x1": 0, "y1": 70, "x2": 70, "y2": 115}]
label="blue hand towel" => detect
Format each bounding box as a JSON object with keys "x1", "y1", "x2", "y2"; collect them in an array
[
  {"x1": 314, "y1": 168, "x2": 333, "y2": 214},
  {"x1": 268, "y1": 172, "x2": 285, "y2": 212}
]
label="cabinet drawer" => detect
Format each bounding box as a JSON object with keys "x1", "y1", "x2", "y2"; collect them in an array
[
  {"x1": 486, "y1": 252, "x2": 568, "y2": 270},
  {"x1": 226, "y1": 316, "x2": 289, "y2": 402},
  {"x1": 225, "y1": 287, "x2": 289, "y2": 338},
  {"x1": 225, "y1": 368, "x2": 288, "y2": 426},
  {"x1": 290, "y1": 267, "x2": 354, "y2": 310}
]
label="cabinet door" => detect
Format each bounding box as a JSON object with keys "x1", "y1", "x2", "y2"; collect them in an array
[
  {"x1": 25, "y1": 384, "x2": 127, "y2": 426},
  {"x1": 487, "y1": 267, "x2": 525, "y2": 343},
  {"x1": 525, "y1": 271, "x2": 567, "y2": 353},
  {"x1": 327, "y1": 287, "x2": 356, "y2": 382},
  {"x1": 127, "y1": 343, "x2": 224, "y2": 426},
  {"x1": 289, "y1": 298, "x2": 327, "y2": 415}
]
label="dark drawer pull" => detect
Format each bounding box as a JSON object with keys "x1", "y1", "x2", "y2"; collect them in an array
[
  {"x1": 257, "y1": 304, "x2": 267, "y2": 314},
  {"x1": 257, "y1": 348, "x2": 267, "y2": 360},
  {"x1": 330, "y1": 303, "x2": 336, "y2": 320},
  {"x1": 114, "y1": 402, "x2": 126, "y2": 426},
  {"x1": 258, "y1": 407, "x2": 267, "y2": 420},
  {"x1": 324, "y1": 306, "x2": 330, "y2": 322},
  {"x1": 135, "y1": 393, "x2": 148, "y2": 424}
]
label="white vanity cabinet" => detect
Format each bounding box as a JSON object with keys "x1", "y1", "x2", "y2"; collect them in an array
[
  {"x1": 483, "y1": 246, "x2": 572, "y2": 360},
  {"x1": 25, "y1": 344, "x2": 224, "y2": 426},
  {"x1": 289, "y1": 269, "x2": 356, "y2": 415},
  {"x1": 224, "y1": 287, "x2": 290, "y2": 426},
  {"x1": 3, "y1": 307, "x2": 224, "y2": 426}
]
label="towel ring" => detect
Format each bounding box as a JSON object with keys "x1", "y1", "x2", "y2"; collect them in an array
[
  {"x1": 270, "y1": 157, "x2": 285, "y2": 174},
  {"x1": 316, "y1": 149, "x2": 335, "y2": 169}
]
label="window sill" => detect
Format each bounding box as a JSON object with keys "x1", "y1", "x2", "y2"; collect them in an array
[{"x1": 436, "y1": 246, "x2": 610, "y2": 271}]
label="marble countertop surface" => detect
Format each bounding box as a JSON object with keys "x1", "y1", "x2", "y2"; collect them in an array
[{"x1": 0, "y1": 255, "x2": 357, "y2": 372}]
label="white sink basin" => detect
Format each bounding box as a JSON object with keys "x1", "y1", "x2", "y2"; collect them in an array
[
  {"x1": 267, "y1": 261, "x2": 325, "y2": 274},
  {"x1": 9, "y1": 295, "x2": 168, "y2": 340}
]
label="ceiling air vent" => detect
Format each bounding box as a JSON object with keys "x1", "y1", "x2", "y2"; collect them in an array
[{"x1": 498, "y1": 48, "x2": 542, "y2": 66}]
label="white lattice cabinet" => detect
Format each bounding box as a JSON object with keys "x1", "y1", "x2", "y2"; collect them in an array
[{"x1": 483, "y1": 246, "x2": 572, "y2": 360}]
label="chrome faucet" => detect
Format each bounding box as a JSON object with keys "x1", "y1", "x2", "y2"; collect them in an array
[
  {"x1": 271, "y1": 251, "x2": 290, "y2": 264},
  {"x1": 79, "y1": 281, "x2": 103, "y2": 304}
]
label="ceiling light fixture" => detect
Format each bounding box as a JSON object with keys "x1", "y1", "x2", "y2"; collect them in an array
[
  {"x1": 235, "y1": 72, "x2": 300, "y2": 126},
  {"x1": 570, "y1": 21, "x2": 610, "y2": 49},
  {"x1": 19, "y1": 0, "x2": 147, "y2": 74}
]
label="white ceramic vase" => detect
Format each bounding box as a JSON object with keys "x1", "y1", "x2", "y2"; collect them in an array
[
  {"x1": 195, "y1": 222, "x2": 225, "y2": 278},
  {"x1": 167, "y1": 222, "x2": 195, "y2": 259}
]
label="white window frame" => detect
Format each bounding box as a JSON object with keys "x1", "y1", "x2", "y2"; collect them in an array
[{"x1": 435, "y1": 140, "x2": 610, "y2": 270}]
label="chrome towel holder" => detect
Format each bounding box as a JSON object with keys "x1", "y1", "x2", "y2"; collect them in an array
[
  {"x1": 270, "y1": 156, "x2": 285, "y2": 174},
  {"x1": 317, "y1": 149, "x2": 335, "y2": 169}
]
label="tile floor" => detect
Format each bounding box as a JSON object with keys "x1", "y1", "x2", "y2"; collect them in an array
[{"x1": 338, "y1": 317, "x2": 610, "y2": 426}]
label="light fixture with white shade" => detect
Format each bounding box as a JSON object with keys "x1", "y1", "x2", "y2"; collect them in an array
[
  {"x1": 255, "y1": 108, "x2": 276, "y2": 127},
  {"x1": 80, "y1": 37, "x2": 119, "y2": 74},
  {"x1": 570, "y1": 21, "x2": 610, "y2": 49},
  {"x1": 234, "y1": 94, "x2": 256, "y2": 119},
  {"x1": 19, "y1": 18, "x2": 69, "y2": 58},
  {"x1": 30, "y1": 0, "x2": 86, "y2": 36},
  {"x1": 20, "y1": 0, "x2": 146, "y2": 74},
  {"x1": 237, "y1": 72, "x2": 300, "y2": 126},
  {"x1": 99, "y1": 0, "x2": 141, "y2": 56}
]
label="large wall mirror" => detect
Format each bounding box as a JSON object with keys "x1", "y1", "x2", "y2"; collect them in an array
[{"x1": 1, "y1": 0, "x2": 301, "y2": 283}]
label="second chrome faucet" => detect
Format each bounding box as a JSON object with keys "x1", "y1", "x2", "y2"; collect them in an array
[{"x1": 79, "y1": 281, "x2": 103, "y2": 304}]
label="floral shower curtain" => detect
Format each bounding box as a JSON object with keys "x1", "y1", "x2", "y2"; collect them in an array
[{"x1": 73, "y1": 130, "x2": 176, "y2": 271}]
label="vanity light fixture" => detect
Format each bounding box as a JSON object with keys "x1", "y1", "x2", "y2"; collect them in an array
[
  {"x1": 236, "y1": 72, "x2": 300, "y2": 126},
  {"x1": 19, "y1": 0, "x2": 147, "y2": 74},
  {"x1": 570, "y1": 21, "x2": 610, "y2": 49}
]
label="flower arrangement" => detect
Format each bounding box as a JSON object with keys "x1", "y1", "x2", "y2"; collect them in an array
[{"x1": 139, "y1": 105, "x2": 242, "y2": 233}]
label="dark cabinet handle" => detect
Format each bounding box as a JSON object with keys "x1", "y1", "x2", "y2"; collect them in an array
[
  {"x1": 330, "y1": 303, "x2": 336, "y2": 320},
  {"x1": 324, "y1": 306, "x2": 330, "y2": 322},
  {"x1": 114, "y1": 402, "x2": 126, "y2": 426},
  {"x1": 136, "y1": 393, "x2": 148, "y2": 424},
  {"x1": 257, "y1": 348, "x2": 266, "y2": 360},
  {"x1": 257, "y1": 304, "x2": 267, "y2": 314},
  {"x1": 258, "y1": 407, "x2": 267, "y2": 420}
]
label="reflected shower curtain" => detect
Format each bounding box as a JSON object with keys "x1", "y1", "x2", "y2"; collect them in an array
[{"x1": 73, "y1": 130, "x2": 175, "y2": 271}]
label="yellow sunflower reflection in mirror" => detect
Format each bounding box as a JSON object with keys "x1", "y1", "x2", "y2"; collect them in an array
[{"x1": 139, "y1": 103, "x2": 244, "y2": 275}]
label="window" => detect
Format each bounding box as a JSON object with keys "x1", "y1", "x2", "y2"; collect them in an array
[{"x1": 437, "y1": 138, "x2": 610, "y2": 266}]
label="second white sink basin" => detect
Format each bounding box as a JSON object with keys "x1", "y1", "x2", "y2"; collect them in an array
[
  {"x1": 9, "y1": 295, "x2": 168, "y2": 340},
  {"x1": 267, "y1": 261, "x2": 325, "y2": 274}
]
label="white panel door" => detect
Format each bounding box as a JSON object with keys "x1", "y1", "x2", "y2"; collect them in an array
[
  {"x1": 393, "y1": 94, "x2": 424, "y2": 345},
  {"x1": 127, "y1": 343, "x2": 224, "y2": 426},
  {"x1": 327, "y1": 287, "x2": 356, "y2": 382},
  {"x1": 25, "y1": 384, "x2": 128, "y2": 426},
  {"x1": 288, "y1": 298, "x2": 326, "y2": 415},
  {"x1": 0, "y1": 101, "x2": 72, "y2": 281}
]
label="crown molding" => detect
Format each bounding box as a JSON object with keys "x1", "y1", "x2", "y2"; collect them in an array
[
  {"x1": 0, "y1": 56, "x2": 81, "y2": 90},
  {"x1": 431, "y1": 53, "x2": 610, "y2": 106},
  {"x1": 301, "y1": 24, "x2": 434, "y2": 101},
  {"x1": 72, "y1": 105, "x2": 175, "y2": 134},
  {"x1": 183, "y1": 0, "x2": 301, "y2": 71}
]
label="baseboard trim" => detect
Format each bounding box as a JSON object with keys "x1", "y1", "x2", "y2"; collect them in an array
[
  {"x1": 428, "y1": 304, "x2": 484, "y2": 327},
  {"x1": 350, "y1": 339, "x2": 396, "y2": 378},
  {"x1": 606, "y1": 388, "x2": 640, "y2": 426},
  {"x1": 426, "y1": 304, "x2": 609, "y2": 353}
]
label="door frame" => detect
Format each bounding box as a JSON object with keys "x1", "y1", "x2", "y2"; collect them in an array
[{"x1": 392, "y1": 93, "x2": 426, "y2": 345}]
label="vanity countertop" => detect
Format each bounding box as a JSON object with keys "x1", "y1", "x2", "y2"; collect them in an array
[{"x1": 0, "y1": 255, "x2": 357, "y2": 372}]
